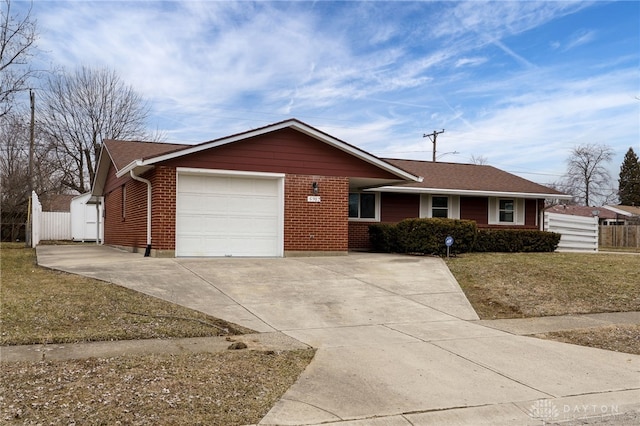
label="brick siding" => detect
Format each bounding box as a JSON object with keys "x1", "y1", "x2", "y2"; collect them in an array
[
  {"x1": 150, "y1": 166, "x2": 176, "y2": 250},
  {"x1": 348, "y1": 221, "x2": 376, "y2": 250},
  {"x1": 104, "y1": 177, "x2": 148, "y2": 249},
  {"x1": 284, "y1": 174, "x2": 349, "y2": 252}
]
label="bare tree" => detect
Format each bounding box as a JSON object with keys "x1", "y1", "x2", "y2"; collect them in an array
[
  {"x1": 543, "y1": 180, "x2": 575, "y2": 206},
  {"x1": 0, "y1": 110, "x2": 64, "y2": 240},
  {"x1": 0, "y1": 112, "x2": 29, "y2": 240},
  {"x1": 563, "y1": 143, "x2": 614, "y2": 206},
  {"x1": 40, "y1": 66, "x2": 152, "y2": 193},
  {"x1": 469, "y1": 154, "x2": 488, "y2": 165},
  {"x1": 0, "y1": 0, "x2": 38, "y2": 118}
]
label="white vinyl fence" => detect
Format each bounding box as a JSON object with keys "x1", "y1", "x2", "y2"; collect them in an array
[
  {"x1": 42, "y1": 212, "x2": 71, "y2": 240},
  {"x1": 544, "y1": 212, "x2": 598, "y2": 252},
  {"x1": 31, "y1": 192, "x2": 72, "y2": 246},
  {"x1": 31, "y1": 191, "x2": 41, "y2": 247}
]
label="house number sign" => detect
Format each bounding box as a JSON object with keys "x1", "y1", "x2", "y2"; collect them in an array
[{"x1": 307, "y1": 196, "x2": 321, "y2": 203}]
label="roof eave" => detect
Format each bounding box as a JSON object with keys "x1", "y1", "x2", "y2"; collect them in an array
[
  {"x1": 115, "y1": 160, "x2": 154, "y2": 178},
  {"x1": 371, "y1": 186, "x2": 573, "y2": 199},
  {"x1": 603, "y1": 205, "x2": 635, "y2": 216},
  {"x1": 91, "y1": 145, "x2": 112, "y2": 197}
]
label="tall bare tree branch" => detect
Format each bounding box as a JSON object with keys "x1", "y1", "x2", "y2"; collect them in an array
[
  {"x1": 39, "y1": 66, "x2": 152, "y2": 193},
  {"x1": 0, "y1": 0, "x2": 38, "y2": 118},
  {"x1": 563, "y1": 143, "x2": 614, "y2": 206}
]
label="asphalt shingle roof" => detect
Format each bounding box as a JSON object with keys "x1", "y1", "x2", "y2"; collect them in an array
[
  {"x1": 546, "y1": 204, "x2": 618, "y2": 219},
  {"x1": 103, "y1": 140, "x2": 187, "y2": 171},
  {"x1": 385, "y1": 159, "x2": 565, "y2": 195}
]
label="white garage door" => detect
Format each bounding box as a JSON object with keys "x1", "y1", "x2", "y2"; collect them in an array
[{"x1": 176, "y1": 173, "x2": 283, "y2": 257}]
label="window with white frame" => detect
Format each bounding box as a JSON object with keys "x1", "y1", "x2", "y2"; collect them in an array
[
  {"x1": 498, "y1": 199, "x2": 515, "y2": 223},
  {"x1": 431, "y1": 196, "x2": 449, "y2": 218},
  {"x1": 349, "y1": 192, "x2": 377, "y2": 220}
]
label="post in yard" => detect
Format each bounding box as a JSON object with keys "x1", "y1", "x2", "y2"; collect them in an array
[{"x1": 445, "y1": 235, "x2": 454, "y2": 257}]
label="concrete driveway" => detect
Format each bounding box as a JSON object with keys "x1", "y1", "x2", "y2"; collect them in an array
[{"x1": 37, "y1": 245, "x2": 640, "y2": 425}]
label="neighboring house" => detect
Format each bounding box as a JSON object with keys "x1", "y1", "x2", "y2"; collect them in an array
[
  {"x1": 91, "y1": 119, "x2": 569, "y2": 257},
  {"x1": 39, "y1": 194, "x2": 75, "y2": 212},
  {"x1": 349, "y1": 159, "x2": 570, "y2": 249},
  {"x1": 604, "y1": 205, "x2": 640, "y2": 225},
  {"x1": 545, "y1": 204, "x2": 621, "y2": 226}
]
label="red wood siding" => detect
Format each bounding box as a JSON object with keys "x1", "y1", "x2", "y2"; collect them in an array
[
  {"x1": 162, "y1": 128, "x2": 400, "y2": 179},
  {"x1": 284, "y1": 175, "x2": 349, "y2": 252},
  {"x1": 380, "y1": 193, "x2": 420, "y2": 222},
  {"x1": 460, "y1": 197, "x2": 489, "y2": 225},
  {"x1": 525, "y1": 198, "x2": 538, "y2": 228}
]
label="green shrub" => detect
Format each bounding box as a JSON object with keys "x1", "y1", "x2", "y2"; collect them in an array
[
  {"x1": 370, "y1": 218, "x2": 477, "y2": 255},
  {"x1": 368, "y1": 223, "x2": 397, "y2": 253},
  {"x1": 474, "y1": 229, "x2": 560, "y2": 252}
]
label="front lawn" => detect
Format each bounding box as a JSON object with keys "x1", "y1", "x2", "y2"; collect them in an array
[
  {"x1": 446, "y1": 252, "x2": 640, "y2": 355},
  {"x1": 445, "y1": 252, "x2": 640, "y2": 319},
  {"x1": 1, "y1": 243, "x2": 251, "y2": 345},
  {"x1": 1, "y1": 350, "x2": 313, "y2": 425},
  {"x1": 0, "y1": 243, "x2": 314, "y2": 425}
]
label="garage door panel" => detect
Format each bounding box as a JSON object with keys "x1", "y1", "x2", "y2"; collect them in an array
[
  {"x1": 176, "y1": 173, "x2": 282, "y2": 257},
  {"x1": 178, "y1": 194, "x2": 230, "y2": 213},
  {"x1": 227, "y1": 216, "x2": 279, "y2": 234}
]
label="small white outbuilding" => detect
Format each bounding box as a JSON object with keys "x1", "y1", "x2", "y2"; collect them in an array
[{"x1": 70, "y1": 193, "x2": 104, "y2": 242}]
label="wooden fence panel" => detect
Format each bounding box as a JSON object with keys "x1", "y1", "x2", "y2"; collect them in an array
[{"x1": 599, "y1": 225, "x2": 640, "y2": 248}]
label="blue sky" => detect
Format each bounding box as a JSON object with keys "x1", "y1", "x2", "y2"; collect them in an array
[{"x1": 24, "y1": 1, "x2": 640, "y2": 188}]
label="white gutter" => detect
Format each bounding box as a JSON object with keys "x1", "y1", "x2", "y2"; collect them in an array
[{"x1": 129, "y1": 170, "x2": 152, "y2": 257}]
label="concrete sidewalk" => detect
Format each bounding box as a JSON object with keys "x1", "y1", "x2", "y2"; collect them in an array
[
  {"x1": 476, "y1": 311, "x2": 640, "y2": 335},
  {"x1": 29, "y1": 245, "x2": 640, "y2": 425},
  {"x1": 2, "y1": 311, "x2": 637, "y2": 362},
  {"x1": 0, "y1": 333, "x2": 309, "y2": 363}
]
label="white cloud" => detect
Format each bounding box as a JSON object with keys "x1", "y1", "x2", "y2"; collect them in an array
[
  {"x1": 455, "y1": 57, "x2": 488, "y2": 68},
  {"x1": 564, "y1": 29, "x2": 597, "y2": 51},
  {"x1": 27, "y1": 0, "x2": 638, "y2": 187}
]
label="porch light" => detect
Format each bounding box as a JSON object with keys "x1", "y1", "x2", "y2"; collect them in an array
[{"x1": 312, "y1": 182, "x2": 319, "y2": 195}]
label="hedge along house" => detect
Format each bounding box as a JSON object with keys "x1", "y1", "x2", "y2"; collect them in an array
[
  {"x1": 91, "y1": 119, "x2": 422, "y2": 257},
  {"x1": 348, "y1": 159, "x2": 572, "y2": 249}
]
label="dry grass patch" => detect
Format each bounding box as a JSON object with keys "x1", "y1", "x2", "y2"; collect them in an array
[
  {"x1": 1, "y1": 243, "x2": 252, "y2": 345},
  {"x1": 535, "y1": 324, "x2": 640, "y2": 355},
  {"x1": 0, "y1": 349, "x2": 315, "y2": 425},
  {"x1": 445, "y1": 252, "x2": 640, "y2": 319}
]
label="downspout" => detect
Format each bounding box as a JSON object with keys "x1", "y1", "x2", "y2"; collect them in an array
[{"x1": 130, "y1": 170, "x2": 152, "y2": 257}]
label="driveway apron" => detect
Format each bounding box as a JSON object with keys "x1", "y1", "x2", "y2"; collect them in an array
[{"x1": 36, "y1": 245, "x2": 640, "y2": 425}]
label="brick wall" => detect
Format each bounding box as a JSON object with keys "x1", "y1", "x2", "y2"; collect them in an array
[
  {"x1": 348, "y1": 221, "x2": 376, "y2": 250},
  {"x1": 104, "y1": 177, "x2": 148, "y2": 249},
  {"x1": 284, "y1": 174, "x2": 349, "y2": 252},
  {"x1": 150, "y1": 166, "x2": 176, "y2": 250}
]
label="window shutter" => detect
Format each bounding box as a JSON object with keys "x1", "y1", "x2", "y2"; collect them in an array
[
  {"x1": 516, "y1": 199, "x2": 525, "y2": 225},
  {"x1": 419, "y1": 194, "x2": 429, "y2": 218},
  {"x1": 450, "y1": 196, "x2": 460, "y2": 219},
  {"x1": 488, "y1": 197, "x2": 498, "y2": 224}
]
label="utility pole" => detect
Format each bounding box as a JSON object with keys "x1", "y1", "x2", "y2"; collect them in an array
[
  {"x1": 26, "y1": 90, "x2": 35, "y2": 247},
  {"x1": 423, "y1": 129, "x2": 445, "y2": 162},
  {"x1": 29, "y1": 90, "x2": 35, "y2": 192}
]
